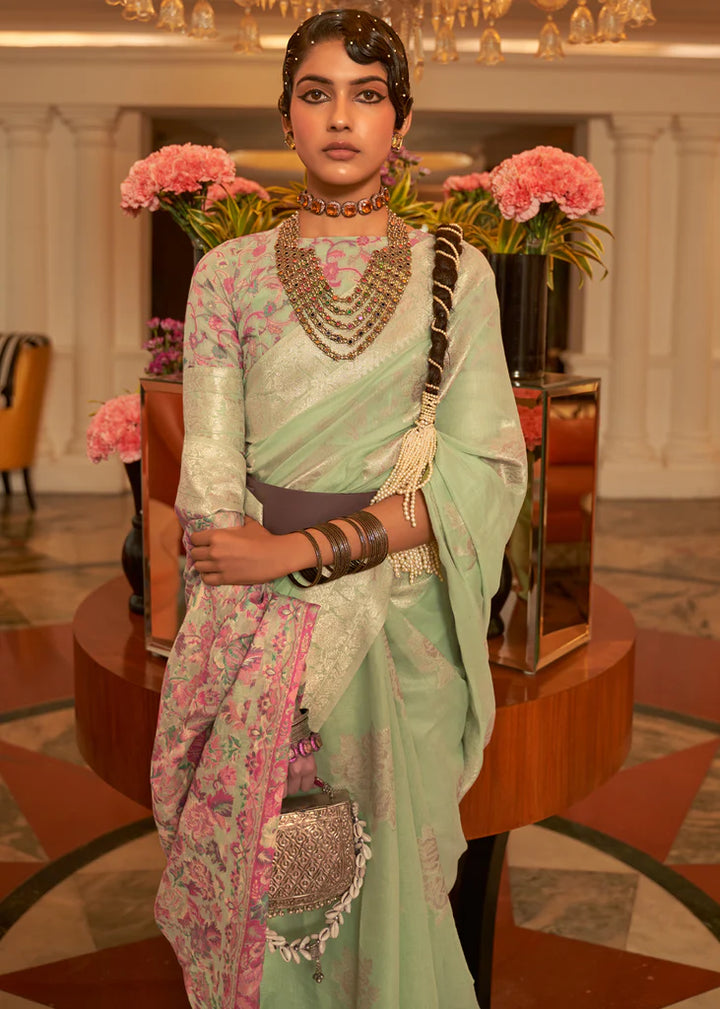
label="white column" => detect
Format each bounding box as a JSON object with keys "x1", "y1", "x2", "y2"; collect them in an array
[
  {"x1": 60, "y1": 105, "x2": 118, "y2": 458},
  {"x1": 2, "y1": 105, "x2": 51, "y2": 331},
  {"x1": 663, "y1": 116, "x2": 720, "y2": 490},
  {"x1": 600, "y1": 115, "x2": 669, "y2": 495}
]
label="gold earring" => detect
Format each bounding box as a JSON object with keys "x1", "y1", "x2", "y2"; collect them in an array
[
  {"x1": 391, "y1": 132, "x2": 403, "y2": 152},
  {"x1": 284, "y1": 131, "x2": 296, "y2": 151}
]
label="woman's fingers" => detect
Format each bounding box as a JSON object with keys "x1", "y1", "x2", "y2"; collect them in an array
[
  {"x1": 189, "y1": 530, "x2": 212, "y2": 547},
  {"x1": 285, "y1": 754, "x2": 317, "y2": 796}
]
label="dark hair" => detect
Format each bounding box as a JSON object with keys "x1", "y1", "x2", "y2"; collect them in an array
[
  {"x1": 427, "y1": 224, "x2": 464, "y2": 395},
  {"x1": 278, "y1": 9, "x2": 413, "y2": 130}
]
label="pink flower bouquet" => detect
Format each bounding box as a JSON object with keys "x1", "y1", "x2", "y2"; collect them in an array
[
  {"x1": 516, "y1": 404, "x2": 544, "y2": 453},
  {"x1": 86, "y1": 393, "x2": 141, "y2": 465},
  {"x1": 144, "y1": 317, "x2": 184, "y2": 376},
  {"x1": 120, "y1": 143, "x2": 274, "y2": 253},
  {"x1": 442, "y1": 171, "x2": 493, "y2": 199},
  {"x1": 441, "y1": 145, "x2": 611, "y2": 283},
  {"x1": 381, "y1": 144, "x2": 430, "y2": 188}
]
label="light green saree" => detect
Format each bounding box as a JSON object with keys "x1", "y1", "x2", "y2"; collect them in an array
[{"x1": 152, "y1": 225, "x2": 526, "y2": 1009}]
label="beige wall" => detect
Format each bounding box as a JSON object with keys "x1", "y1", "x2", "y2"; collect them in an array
[{"x1": 1, "y1": 46, "x2": 719, "y2": 495}]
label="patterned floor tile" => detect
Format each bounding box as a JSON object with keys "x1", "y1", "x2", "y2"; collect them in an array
[
  {"x1": 593, "y1": 570, "x2": 720, "y2": 639},
  {"x1": 563, "y1": 738, "x2": 720, "y2": 863},
  {"x1": 507, "y1": 824, "x2": 636, "y2": 874},
  {"x1": 509, "y1": 867, "x2": 638, "y2": 947},
  {"x1": 624, "y1": 712, "x2": 720, "y2": 770},
  {"x1": 0, "y1": 877, "x2": 96, "y2": 974},
  {"x1": 626, "y1": 875, "x2": 720, "y2": 973},
  {"x1": 0, "y1": 993, "x2": 48, "y2": 1008},
  {"x1": 0, "y1": 741, "x2": 149, "y2": 861},
  {"x1": 0, "y1": 781, "x2": 46, "y2": 863},
  {"x1": 0, "y1": 937, "x2": 189, "y2": 1009},
  {"x1": 634, "y1": 630, "x2": 720, "y2": 721},
  {"x1": 673, "y1": 867, "x2": 720, "y2": 907},
  {"x1": 493, "y1": 920, "x2": 720, "y2": 1009},
  {"x1": 4, "y1": 566, "x2": 124, "y2": 628},
  {"x1": 74, "y1": 832, "x2": 166, "y2": 876},
  {"x1": 74, "y1": 870, "x2": 162, "y2": 950},
  {"x1": 0, "y1": 710, "x2": 84, "y2": 768},
  {"x1": 664, "y1": 989, "x2": 720, "y2": 1008},
  {"x1": 0, "y1": 624, "x2": 73, "y2": 713},
  {"x1": 669, "y1": 753, "x2": 720, "y2": 865},
  {"x1": 0, "y1": 594, "x2": 29, "y2": 631},
  {"x1": 0, "y1": 865, "x2": 44, "y2": 905}
]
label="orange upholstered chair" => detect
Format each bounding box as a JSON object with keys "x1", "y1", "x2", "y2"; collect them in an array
[{"x1": 0, "y1": 335, "x2": 52, "y2": 510}]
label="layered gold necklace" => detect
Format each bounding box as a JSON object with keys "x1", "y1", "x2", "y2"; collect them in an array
[{"x1": 275, "y1": 210, "x2": 411, "y2": 362}]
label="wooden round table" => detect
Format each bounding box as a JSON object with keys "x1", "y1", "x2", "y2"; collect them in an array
[
  {"x1": 74, "y1": 577, "x2": 635, "y2": 818},
  {"x1": 73, "y1": 578, "x2": 634, "y2": 1008}
]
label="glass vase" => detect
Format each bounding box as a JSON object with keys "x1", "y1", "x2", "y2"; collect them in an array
[
  {"x1": 486, "y1": 252, "x2": 548, "y2": 380},
  {"x1": 122, "y1": 460, "x2": 145, "y2": 616}
]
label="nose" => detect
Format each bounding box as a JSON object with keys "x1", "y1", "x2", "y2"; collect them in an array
[{"x1": 328, "y1": 93, "x2": 352, "y2": 131}]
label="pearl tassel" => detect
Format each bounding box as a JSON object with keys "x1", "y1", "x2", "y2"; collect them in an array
[{"x1": 372, "y1": 390, "x2": 442, "y2": 582}]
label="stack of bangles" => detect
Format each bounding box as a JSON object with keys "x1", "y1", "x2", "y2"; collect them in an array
[
  {"x1": 288, "y1": 732, "x2": 322, "y2": 764},
  {"x1": 288, "y1": 509, "x2": 389, "y2": 589},
  {"x1": 289, "y1": 709, "x2": 322, "y2": 764}
]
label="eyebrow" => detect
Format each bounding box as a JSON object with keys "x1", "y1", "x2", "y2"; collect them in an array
[{"x1": 295, "y1": 74, "x2": 388, "y2": 87}]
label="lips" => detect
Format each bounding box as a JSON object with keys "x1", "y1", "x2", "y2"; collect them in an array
[{"x1": 323, "y1": 143, "x2": 360, "y2": 153}]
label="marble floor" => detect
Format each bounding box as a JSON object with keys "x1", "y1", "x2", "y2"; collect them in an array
[{"x1": 0, "y1": 491, "x2": 719, "y2": 1008}]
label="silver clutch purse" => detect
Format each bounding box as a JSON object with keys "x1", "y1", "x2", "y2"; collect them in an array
[
  {"x1": 268, "y1": 779, "x2": 356, "y2": 916},
  {"x1": 265, "y1": 779, "x2": 372, "y2": 983}
]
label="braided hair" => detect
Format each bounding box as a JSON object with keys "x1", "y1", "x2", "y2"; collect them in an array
[{"x1": 426, "y1": 224, "x2": 464, "y2": 397}]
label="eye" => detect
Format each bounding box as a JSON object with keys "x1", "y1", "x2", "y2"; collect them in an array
[
  {"x1": 298, "y1": 88, "x2": 328, "y2": 103},
  {"x1": 357, "y1": 89, "x2": 386, "y2": 104}
]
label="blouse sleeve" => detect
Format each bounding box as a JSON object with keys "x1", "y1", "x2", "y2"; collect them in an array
[
  {"x1": 423, "y1": 244, "x2": 527, "y2": 792},
  {"x1": 176, "y1": 246, "x2": 247, "y2": 589}
]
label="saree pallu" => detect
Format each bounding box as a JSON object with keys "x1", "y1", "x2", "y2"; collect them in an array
[{"x1": 151, "y1": 228, "x2": 527, "y2": 1009}]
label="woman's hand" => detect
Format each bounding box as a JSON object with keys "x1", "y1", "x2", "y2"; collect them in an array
[
  {"x1": 284, "y1": 753, "x2": 317, "y2": 797},
  {"x1": 190, "y1": 518, "x2": 289, "y2": 586}
]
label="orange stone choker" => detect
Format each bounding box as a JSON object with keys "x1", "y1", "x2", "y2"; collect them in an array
[{"x1": 297, "y1": 186, "x2": 390, "y2": 218}]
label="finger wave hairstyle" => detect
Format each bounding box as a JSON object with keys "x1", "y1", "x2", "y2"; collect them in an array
[{"x1": 278, "y1": 9, "x2": 413, "y2": 130}]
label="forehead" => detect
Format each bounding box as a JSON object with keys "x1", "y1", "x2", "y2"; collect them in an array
[{"x1": 292, "y1": 37, "x2": 388, "y2": 84}]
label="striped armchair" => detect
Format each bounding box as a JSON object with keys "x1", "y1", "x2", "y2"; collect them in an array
[{"x1": 0, "y1": 333, "x2": 52, "y2": 510}]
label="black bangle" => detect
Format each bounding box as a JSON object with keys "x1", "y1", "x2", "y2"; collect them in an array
[{"x1": 288, "y1": 529, "x2": 325, "y2": 588}]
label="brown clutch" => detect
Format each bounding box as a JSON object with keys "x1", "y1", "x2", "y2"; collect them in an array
[{"x1": 268, "y1": 779, "x2": 357, "y2": 917}]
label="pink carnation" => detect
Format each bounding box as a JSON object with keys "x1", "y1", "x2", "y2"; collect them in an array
[
  {"x1": 120, "y1": 143, "x2": 237, "y2": 215},
  {"x1": 490, "y1": 146, "x2": 605, "y2": 223},
  {"x1": 516, "y1": 405, "x2": 543, "y2": 452},
  {"x1": 443, "y1": 171, "x2": 493, "y2": 198},
  {"x1": 205, "y1": 176, "x2": 270, "y2": 206},
  {"x1": 86, "y1": 393, "x2": 141, "y2": 464}
]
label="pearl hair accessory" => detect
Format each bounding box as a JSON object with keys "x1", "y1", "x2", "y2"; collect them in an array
[{"x1": 371, "y1": 224, "x2": 463, "y2": 581}]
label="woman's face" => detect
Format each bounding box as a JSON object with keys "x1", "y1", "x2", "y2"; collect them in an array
[{"x1": 286, "y1": 37, "x2": 408, "y2": 198}]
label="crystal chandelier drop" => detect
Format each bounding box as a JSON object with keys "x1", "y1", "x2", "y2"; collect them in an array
[{"x1": 104, "y1": 0, "x2": 657, "y2": 69}]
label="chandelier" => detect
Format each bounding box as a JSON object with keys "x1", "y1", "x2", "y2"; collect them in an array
[{"x1": 104, "y1": 0, "x2": 657, "y2": 70}]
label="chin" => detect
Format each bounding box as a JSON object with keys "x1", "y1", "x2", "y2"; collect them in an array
[{"x1": 307, "y1": 166, "x2": 381, "y2": 195}]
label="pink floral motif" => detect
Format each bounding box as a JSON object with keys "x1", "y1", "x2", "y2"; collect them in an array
[
  {"x1": 442, "y1": 171, "x2": 493, "y2": 197},
  {"x1": 86, "y1": 393, "x2": 141, "y2": 464},
  {"x1": 490, "y1": 146, "x2": 605, "y2": 223},
  {"x1": 151, "y1": 577, "x2": 318, "y2": 1009}
]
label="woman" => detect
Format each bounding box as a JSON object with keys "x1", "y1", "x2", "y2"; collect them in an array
[{"x1": 151, "y1": 10, "x2": 526, "y2": 1009}]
